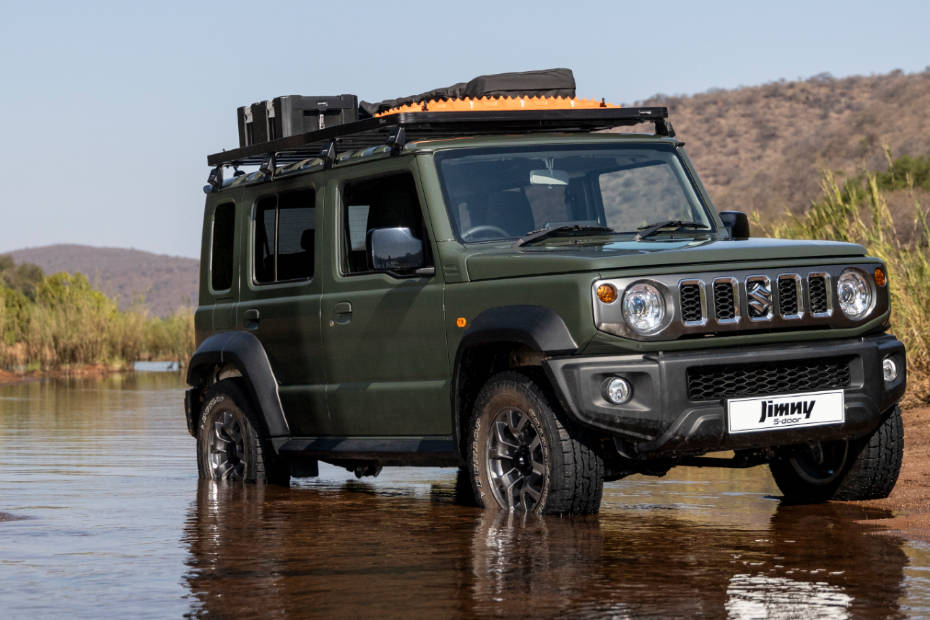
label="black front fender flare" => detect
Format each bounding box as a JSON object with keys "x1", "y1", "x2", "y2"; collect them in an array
[{"x1": 451, "y1": 305, "x2": 578, "y2": 455}]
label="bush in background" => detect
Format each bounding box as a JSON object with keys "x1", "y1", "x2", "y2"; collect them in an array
[{"x1": 0, "y1": 266, "x2": 194, "y2": 372}]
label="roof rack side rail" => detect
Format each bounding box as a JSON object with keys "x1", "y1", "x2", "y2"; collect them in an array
[{"x1": 206, "y1": 107, "x2": 671, "y2": 168}]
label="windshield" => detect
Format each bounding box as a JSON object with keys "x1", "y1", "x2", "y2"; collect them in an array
[{"x1": 434, "y1": 144, "x2": 714, "y2": 243}]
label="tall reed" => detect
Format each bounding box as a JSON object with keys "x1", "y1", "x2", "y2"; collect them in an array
[
  {"x1": 759, "y1": 156, "x2": 930, "y2": 404},
  {"x1": 0, "y1": 272, "x2": 195, "y2": 372}
]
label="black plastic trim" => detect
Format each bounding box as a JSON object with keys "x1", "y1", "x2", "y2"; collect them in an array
[
  {"x1": 186, "y1": 331, "x2": 290, "y2": 440},
  {"x1": 276, "y1": 436, "x2": 458, "y2": 466},
  {"x1": 544, "y1": 334, "x2": 906, "y2": 458}
]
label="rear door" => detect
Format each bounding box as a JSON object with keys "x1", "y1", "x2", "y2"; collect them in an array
[
  {"x1": 236, "y1": 185, "x2": 327, "y2": 436},
  {"x1": 319, "y1": 165, "x2": 449, "y2": 437}
]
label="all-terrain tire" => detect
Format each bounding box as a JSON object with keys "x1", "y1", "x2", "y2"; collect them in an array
[
  {"x1": 770, "y1": 405, "x2": 903, "y2": 503},
  {"x1": 467, "y1": 371, "x2": 604, "y2": 515},
  {"x1": 196, "y1": 379, "x2": 290, "y2": 485}
]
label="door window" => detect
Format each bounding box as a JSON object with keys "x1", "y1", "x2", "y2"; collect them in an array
[
  {"x1": 341, "y1": 173, "x2": 429, "y2": 274},
  {"x1": 253, "y1": 190, "x2": 316, "y2": 284}
]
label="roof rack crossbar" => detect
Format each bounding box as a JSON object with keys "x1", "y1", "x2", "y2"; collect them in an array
[{"x1": 207, "y1": 107, "x2": 670, "y2": 167}]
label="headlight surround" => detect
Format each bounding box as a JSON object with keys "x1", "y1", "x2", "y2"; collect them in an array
[
  {"x1": 836, "y1": 268, "x2": 873, "y2": 320},
  {"x1": 621, "y1": 282, "x2": 666, "y2": 335}
]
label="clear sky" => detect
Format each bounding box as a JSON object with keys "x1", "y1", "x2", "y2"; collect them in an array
[{"x1": 0, "y1": 0, "x2": 927, "y2": 258}]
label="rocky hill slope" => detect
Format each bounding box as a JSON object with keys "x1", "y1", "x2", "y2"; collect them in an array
[{"x1": 633, "y1": 69, "x2": 930, "y2": 220}]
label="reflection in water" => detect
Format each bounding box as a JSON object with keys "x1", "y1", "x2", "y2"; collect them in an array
[
  {"x1": 1, "y1": 375, "x2": 928, "y2": 617},
  {"x1": 183, "y1": 475, "x2": 911, "y2": 618}
]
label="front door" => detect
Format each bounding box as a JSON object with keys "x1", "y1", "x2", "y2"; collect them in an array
[{"x1": 320, "y1": 169, "x2": 449, "y2": 437}]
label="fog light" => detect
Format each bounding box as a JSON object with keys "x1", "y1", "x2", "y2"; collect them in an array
[
  {"x1": 604, "y1": 377, "x2": 633, "y2": 405},
  {"x1": 883, "y1": 357, "x2": 898, "y2": 383}
]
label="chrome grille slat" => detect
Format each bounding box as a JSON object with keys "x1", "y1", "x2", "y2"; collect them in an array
[{"x1": 777, "y1": 273, "x2": 803, "y2": 319}]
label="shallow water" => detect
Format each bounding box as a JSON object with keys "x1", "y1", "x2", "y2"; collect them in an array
[{"x1": 1, "y1": 374, "x2": 928, "y2": 618}]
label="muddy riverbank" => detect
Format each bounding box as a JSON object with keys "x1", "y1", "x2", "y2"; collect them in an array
[{"x1": 869, "y1": 406, "x2": 930, "y2": 541}]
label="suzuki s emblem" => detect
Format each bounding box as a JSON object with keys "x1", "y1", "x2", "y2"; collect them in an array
[{"x1": 747, "y1": 278, "x2": 773, "y2": 319}]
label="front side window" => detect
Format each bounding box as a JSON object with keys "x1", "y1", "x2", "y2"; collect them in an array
[
  {"x1": 253, "y1": 189, "x2": 315, "y2": 284},
  {"x1": 435, "y1": 144, "x2": 712, "y2": 242},
  {"x1": 341, "y1": 173, "x2": 429, "y2": 274}
]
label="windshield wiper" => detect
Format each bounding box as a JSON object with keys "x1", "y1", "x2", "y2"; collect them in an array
[
  {"x1": 635, "y1": 220, "x2": 711, "y2": 241},
  {"x1": 515, "y1": 225, "x2": 615, "y2": 247}
]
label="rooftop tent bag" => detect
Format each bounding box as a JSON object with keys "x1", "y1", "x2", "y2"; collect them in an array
[
  {"x1": 237, "y1": 95, "x2": 359, "y2": 147},
  {"x1": 359, "y1": 68, "x2": 576, "y2": 117}
]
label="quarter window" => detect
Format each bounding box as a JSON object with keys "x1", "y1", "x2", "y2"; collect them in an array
[{"x1": 210, "y1": 202, "x2": 235, "y2": 291}]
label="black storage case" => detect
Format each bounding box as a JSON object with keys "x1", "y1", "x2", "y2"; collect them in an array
[{"x1": 237, "y1": 95, "x2": 358, "y2": 147}]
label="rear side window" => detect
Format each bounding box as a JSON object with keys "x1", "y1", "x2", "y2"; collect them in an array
[
  {"x1": 253, "y1": 189, "x2": 316, "y2": 284},
  {"x1": 211, "y1": 202, "x2": 236, "y2": 291}
]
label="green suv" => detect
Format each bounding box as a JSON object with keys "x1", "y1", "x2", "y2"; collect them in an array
[{"x1": 185, "y1": 104, "x2": 905, "y2": 514}]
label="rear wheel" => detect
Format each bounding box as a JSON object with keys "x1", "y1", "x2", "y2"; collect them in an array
[
  {"x1": 467, "y1": 371, "x2": 604, "y2": 515},
  {"x1": 769, "y1": 405, "x2": 903, "y2": 503},
  {"x1": 196, "y1": 380, "x2": 289, "y2": 485}
]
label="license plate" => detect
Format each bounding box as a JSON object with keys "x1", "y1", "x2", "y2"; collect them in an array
[{"x1": 727, "y1": 390, "x2": 845, "y2": 434}]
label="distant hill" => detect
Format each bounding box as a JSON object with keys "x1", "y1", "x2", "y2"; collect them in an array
[
  {"x1": 8, "y1": 244, "x2": 198, "y2": 317},
  {"x1": 633, "y1": 68, "x2": 930, "y2": 220}
]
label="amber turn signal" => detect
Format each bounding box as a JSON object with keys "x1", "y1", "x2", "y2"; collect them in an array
[
  {"x1": 456, "y1": 317, "x2": 467, "y2": 328},
  {"x1": 596, "y1": 284, "x2": 618, "y2": 304},
  {"x1": 874, "y1": 267, "x2": 887, "y2": 287}
]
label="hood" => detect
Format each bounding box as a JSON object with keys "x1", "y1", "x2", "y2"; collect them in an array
[{"x1": 464, "y1": 238, "x2": 867, "y2": 281}]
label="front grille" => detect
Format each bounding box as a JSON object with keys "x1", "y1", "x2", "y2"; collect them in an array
[
  {"x1": 778, "y1": 276, "x2": 799, "y2": 316},
  {"x1": 713, "y1": 281, "x2": 736, "y2": 320},
  {"x1": 809, "y1": 275, "x2": 829, "y2": 314},
  {"x1": 686, "y1": 357, "x2": 852, "y2": 401},
  {"x1": 680, "y1": 283, "x2": 703, "y2": 323}
]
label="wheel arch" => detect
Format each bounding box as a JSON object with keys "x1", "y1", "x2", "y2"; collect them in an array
[
  {"x1": 451, "y1": 305, "x2": 578, "y2": 456},
  {"x1": 186, "y1": 331, "x2": 290, "y2": 443}
]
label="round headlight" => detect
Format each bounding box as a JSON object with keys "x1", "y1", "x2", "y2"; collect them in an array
[
  {"x1": 836, "y1": 269, "x2": 873, "y2": 320},
  {"x1": 622, "y1": 282, "x2": 666, "y2": 335}
]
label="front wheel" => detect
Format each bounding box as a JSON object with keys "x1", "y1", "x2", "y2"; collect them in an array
[
  {"x1": 769, "y1": 405, "x2": 903, "y2": 503},
  {"x1": 196, "y1": 380, "x2": 290, "y2": 485},
  {"x1": 467, "y1": 371, "x2": 604, "y2": 515}
]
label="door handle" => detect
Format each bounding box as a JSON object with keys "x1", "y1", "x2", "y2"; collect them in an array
[
  {"x1": 333, "y1": 301, "x2": 353, "y2": 325},
  {"x1": 244, "y1": 308, "x2": 261, "y2": 330}
]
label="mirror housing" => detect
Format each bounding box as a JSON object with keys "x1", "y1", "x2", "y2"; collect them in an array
[
  {"x1": 719, "y1": 211, "x2": 750, "y2": 240},
  {"x1": 367, "y1": 227, "x2": 425, "y2": 273}
]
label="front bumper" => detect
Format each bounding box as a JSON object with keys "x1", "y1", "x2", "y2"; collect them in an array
[{"x1": 544, "y1": 334, "x2": 906, "y2": 458}]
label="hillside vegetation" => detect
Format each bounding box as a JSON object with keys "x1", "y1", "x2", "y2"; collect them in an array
[
  {"x1": 636, "y1": 69, "x2": 930, "y2": 222},
  {"x1": 9, "y1": 244, "x2": 198, "y2": 317}
]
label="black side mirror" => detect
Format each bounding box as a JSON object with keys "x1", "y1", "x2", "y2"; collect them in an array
[
  {"x1": 367, "y1": 227, "x2": 425, "y2": 274},
  {"x1": 719, "y1": 211, "x2": 750, "y2": 240}
]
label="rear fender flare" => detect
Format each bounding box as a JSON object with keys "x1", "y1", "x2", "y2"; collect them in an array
[{"x1": 187, "y1": 331, "x2": 290, "y2": 441}]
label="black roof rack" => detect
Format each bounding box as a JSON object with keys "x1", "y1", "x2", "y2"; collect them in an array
[{"x1": 206, "y1": 107, "x2": 672, "y2": 167}]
